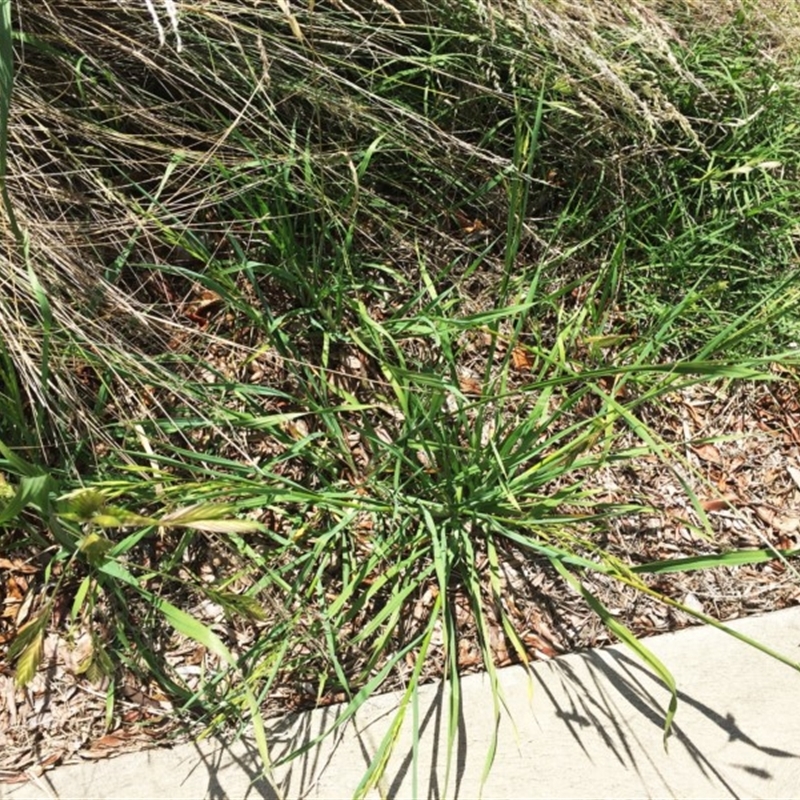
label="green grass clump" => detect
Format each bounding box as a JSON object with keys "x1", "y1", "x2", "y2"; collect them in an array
[{"x1": 2, "y1": 0, "x2": 800, "y2": 794}]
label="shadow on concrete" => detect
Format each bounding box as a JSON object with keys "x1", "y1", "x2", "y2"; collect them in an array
[
  {"x1": 250, "y1": 679, "x2": 472, "y2": 799},
  {"x1": 256, "y1": 643, "x2": 800, "y2": 798},
  {"x1": 186, "y1": 734, "x2": 282, "y2": 800},
  {"x1": 264, "y1": 699, "x2": 393, "y2": 798},
  {"x1": 529, "y1": 648, "x2": 799, "y2": 800},
  {"x1": 385, "y1": 678, "x2": 470, "y2": 800},
  {"x1": 9, "y1": 619, "x2": 798, "y2": 799}
]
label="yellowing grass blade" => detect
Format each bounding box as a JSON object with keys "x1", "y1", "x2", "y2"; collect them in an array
[{"x1": 550, "y1": 557, "x2": 678, "y2": 748}]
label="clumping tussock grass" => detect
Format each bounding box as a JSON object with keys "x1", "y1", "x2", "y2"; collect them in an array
[{"x1": 1, "y1": 0, "x2": 800, "y2": 793}]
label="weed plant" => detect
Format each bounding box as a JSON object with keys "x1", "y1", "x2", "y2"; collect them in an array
[{"x1": 1, "y1": 0, "x2": 800, "y2": 794}]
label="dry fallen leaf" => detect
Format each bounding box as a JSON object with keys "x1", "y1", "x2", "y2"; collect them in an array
[
  {"x1": 82, "y1": 733, "x2": 130, "y2": 759},
  {"x1": 458, "y1": 375, "x2": 482, "y2": 395},
  {"x1": 691, "y1": 443, "x2": 723, "y2": 465},
  {"x1": 700, "y1": 493, "x2": 740, "y2": 512},
  {"x1": 683, "y1": 592, "x2": 705, "y2": 615},
  {"x1": 91, "y1": 733, "x2": 127, "y2": 750},
  {"x1": 0, "y1": 559, "x2": 39, "y2": 574},
  {"x1": 511, "y1": 346, "x2": 533, "y2": 372},
  {"x1": 754, "y1": 505, "x2": 800, "y2": 534},
  {"x1": 729, "y1": 455, "x2": 747, "y2": 472},
  {"x1": 522, "y1": 631, "x2": 558, "y2": 659}
]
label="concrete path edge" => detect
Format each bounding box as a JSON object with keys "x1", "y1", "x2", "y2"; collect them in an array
[{"x1": 4, "y1": 607, "x2": 800, "y2": 799}]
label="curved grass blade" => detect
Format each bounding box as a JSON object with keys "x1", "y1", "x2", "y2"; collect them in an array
[
  {"x1": 96, "y1": 557, "x2": 280, "y2": 795},
  {"x1": 614, "y1": 571, "x2": 800, "y2": 676},
  {"x1": 0, "y1": 0, "x2": 22, "y2": 241},
  {"x1": 549, "y1": 557, "x2": 679, "y2": 748},
  {"x1": 353, "y1": 592, "x2": 444, "y2": 800},
  {"x1": 632, "y1": 547, "x2": 800, "y2": 574}
]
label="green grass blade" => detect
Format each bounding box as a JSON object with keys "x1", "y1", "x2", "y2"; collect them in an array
[
  {"x1": 0, "y1": 0, "x2": 21, "y2": 240},
  {"x1": 550, "y1": 557, "x2": 679, "y2": 747},
  {"x1": 632, "y1": 547, "x2": 800, "y2": 574}
]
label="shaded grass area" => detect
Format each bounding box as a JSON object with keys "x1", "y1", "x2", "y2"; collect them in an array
[{"x1": 1, "y1": 0, "x2": 800, "y2": 792}]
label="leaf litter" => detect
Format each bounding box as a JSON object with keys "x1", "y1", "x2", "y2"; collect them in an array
[{"x1": 2, "y1": 347, "x2": 799, "y2": 782}]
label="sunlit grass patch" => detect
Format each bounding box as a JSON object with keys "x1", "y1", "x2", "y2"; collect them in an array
[{"x1": 2, "y1": 0, "x2": 800, "y2": 792}]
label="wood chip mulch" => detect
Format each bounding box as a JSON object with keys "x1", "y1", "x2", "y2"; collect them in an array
[{"x1": 2, "y1": 361, "x2": 799, "y2": 784}]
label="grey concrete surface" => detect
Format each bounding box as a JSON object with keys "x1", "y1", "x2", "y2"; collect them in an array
[{"x1": 4, "y1": 607, "x2": 800, "y2": 799}]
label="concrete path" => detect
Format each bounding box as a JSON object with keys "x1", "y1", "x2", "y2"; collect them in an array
[{"x1": 4, "y1": 607, "x2": 800, "y2": 799}]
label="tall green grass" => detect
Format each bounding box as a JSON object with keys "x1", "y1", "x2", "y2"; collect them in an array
[{"x1": 2, "y1": 1, "x2": 800, "y2": 795}]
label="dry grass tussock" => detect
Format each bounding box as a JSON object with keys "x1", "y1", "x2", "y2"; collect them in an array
[{"x1": 1, "y1": 0, "x2": 793, "y2": 454}]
